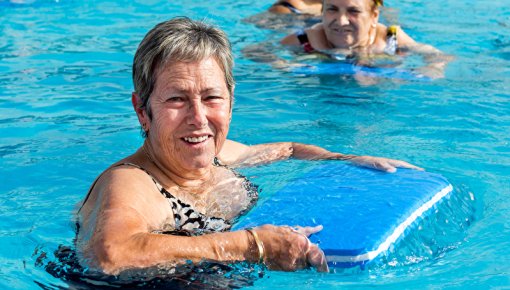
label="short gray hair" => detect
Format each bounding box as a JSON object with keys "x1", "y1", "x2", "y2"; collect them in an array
[{"x1": 132, "y1": 17, "x2": 235, "y2": 121}]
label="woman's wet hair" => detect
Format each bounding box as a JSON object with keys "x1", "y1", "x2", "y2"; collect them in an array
[
  {"x1": 132, "y1": 17, "x2": 235, "y2": 123},
  {"x1": 373, "y1": 0, "x2": 383, "y2": 8}
]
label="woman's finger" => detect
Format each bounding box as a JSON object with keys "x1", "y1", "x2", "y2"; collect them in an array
[
  {"x1": 390, "y1": 160, "x2": 424, "y2": 171},
  {"x1": 352, "y1": 156, "x2": 424, "y2": 172},
  {"x1": 294, "y1": 225, "x2": 323, "y2": 237},
  {"x1": 373, "y1": 161, "x2": 396, "y2": 173},
  {"x1": 306, "y1": 243, "x2": 329, "y2": 273}
]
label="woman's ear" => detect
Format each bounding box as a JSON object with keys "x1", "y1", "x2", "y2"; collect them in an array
[
  {"x1": 372, "y1": 8, "x2": 380, "y2": 26},
  {"x1": 229, "y1": 85, "x2": 235, "y2": 113},
  {"x1": 132, "y1": 92, "x2": 149, "y2": 129},
  {"x1": 228, "y1": 93, "x2": 233, "y2": 123}
]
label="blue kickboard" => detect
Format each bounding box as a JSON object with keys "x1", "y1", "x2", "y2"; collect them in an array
[
  {"x1": 233, "y1": 163, "x2": 452, "y2": 267},
  {"x1": 292, "y1": 63, "x2": 431, "y2": 81}
]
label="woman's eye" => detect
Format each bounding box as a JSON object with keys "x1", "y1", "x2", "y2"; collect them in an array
[
  {"x1": 348, "y1": 8, "x2": 361, "y2": 14},
  {"x1": 205, "y1": 96, "x2": 223, "y2": 101},
  {"x1": 167, "y1": 96, "x2": 184, "y2": 102}
]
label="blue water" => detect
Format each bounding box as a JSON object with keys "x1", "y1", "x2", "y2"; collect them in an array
[{"x1": 1, "y1": 0, "x2": 509, "y2": 288}]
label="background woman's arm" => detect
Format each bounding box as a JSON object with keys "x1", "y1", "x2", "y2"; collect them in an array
[
  {"x1": 218, "y1": 140, "x2": 422, "y2": 172},
  {"x1": 396, "y1": 27, "x2": 453, "y2": 79}
]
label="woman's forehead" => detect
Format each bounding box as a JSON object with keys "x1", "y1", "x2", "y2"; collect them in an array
[
  {"x1": 324, "y1": 0, "x2": 371, "y2": 8},
  {"x1": 154, "y1": 58, "x2": 228, "y2": 92}
]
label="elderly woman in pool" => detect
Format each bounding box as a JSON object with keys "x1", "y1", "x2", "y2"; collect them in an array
[
  {"x1": 281, "y1": 0, "x2": 449, "y2": 76},
  {"x1": 77, "y1": 17, "x2": 421, "y2": 275}
]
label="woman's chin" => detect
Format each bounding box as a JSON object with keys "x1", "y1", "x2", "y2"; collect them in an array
[
  {"x1": 326, "y1": 33, "x2": 353, "y2": 49},
  {"x1": 331, "y1": 40, "x2": 353, "y2": 50},
  {"x1": 180, "y1": 157, "x2": 215, "y2": 171}
]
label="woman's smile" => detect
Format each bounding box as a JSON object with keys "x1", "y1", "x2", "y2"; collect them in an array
[
  {"x1": 329, "y1": 26, "x2": 354, "y2": 34},
  {"x1": 181, "y1": 134, "x2": 213, "y2": 148},
  {"x1": 182, "y1": 135, "x2": 212, "y2": 144}
]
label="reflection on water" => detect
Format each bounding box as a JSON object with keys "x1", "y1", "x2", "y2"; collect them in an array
[
  {"x1": 242, "y1": 11, "x2": 320, "y2": 32},
  {"x1": 370, "y1": 186, "x2": 476, "y2": 272}
]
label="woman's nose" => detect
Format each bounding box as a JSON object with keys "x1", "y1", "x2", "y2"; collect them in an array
[
  {"x1": 187, "y1": 102, "x2": 208, "y2": 128},
  {"x1": 338, "y1": 13, "x2": 349, "y2": 25}
]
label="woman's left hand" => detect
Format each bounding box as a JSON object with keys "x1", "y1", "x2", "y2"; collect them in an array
[{"x1": 349, "y1": 156, "x2": 423, "y2": 173}]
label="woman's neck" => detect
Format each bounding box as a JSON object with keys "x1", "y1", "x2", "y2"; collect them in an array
[{"x1": 141, "y1": 141, "x2": 215, "y2": 192}]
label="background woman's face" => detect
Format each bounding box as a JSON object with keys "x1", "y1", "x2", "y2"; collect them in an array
[
  {"x1": 322, "y1": 0, "x2": 378, "y2": 49},
  {"x1": 146, "y1": 57, "x2": 232, "y2": 171}
]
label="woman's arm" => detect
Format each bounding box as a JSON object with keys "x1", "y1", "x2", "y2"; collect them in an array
[
  {"x1": 217, "y1": 140, "x2": 422, "y2": 172},
  {"x1": 280, "y1": 32, "x2": 302, "y2": 46},
  {"x1": 396, "y1": 27, "x2": 453, "y2": 79},
  {"x1": 80, "y1": 166, "x2": 327, "y2": 274}
]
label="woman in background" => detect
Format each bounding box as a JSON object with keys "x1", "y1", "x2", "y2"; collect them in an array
[
  {"x1": 269, "y1": 0, "x2": 323, "y2": 16},
  {"x1": 281, "y1": 0, "x2": 451, "y2": 78}
]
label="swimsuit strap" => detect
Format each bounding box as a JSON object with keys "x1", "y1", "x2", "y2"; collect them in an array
[
  {"x1": 274, "y1": 1, "x2": 302, "y2": 14},
  {"x1": 213, "y1": 156, "x2": 224, "y2": 167},
  {"x1": 117, "y1": 162, "x2": 166, "y2": 191},
  {"x1": 387, "y1": 25, "x2": 398, "y2": 36},
  {"x1": 77, "y1": 162, "x2": 163, "y2": 213},
  {"x1": 384, "y1": 25, "x2": 399, "y2": 55},
  {"x1": 296, "y1": 29, "x2": 315, "y2": 53},
  {"x1": 296, "y1": 29, "x2": 309, "y2": 44}
]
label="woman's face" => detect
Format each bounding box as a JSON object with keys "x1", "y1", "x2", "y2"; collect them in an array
[
  {"x1": 142, "y1": 57, "x2": 232, "y2": 171},
  {"x1": 322, "y1": 0, "x2": 379, "y2": 49}
]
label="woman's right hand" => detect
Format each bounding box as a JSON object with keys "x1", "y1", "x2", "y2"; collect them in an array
[{"x1": 250, "y1": 225, "x2": 329, "y2": 272}]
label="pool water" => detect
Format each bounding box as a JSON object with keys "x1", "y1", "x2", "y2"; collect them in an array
[{"x1": 1, "y1": 0, "x2": 509, "y2": 288}]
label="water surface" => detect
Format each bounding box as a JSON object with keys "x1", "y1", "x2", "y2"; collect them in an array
[{"x1": 1, "y1": 0, "x2": 509, "y2": 288}]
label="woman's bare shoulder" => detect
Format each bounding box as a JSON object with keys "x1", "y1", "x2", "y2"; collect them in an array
[
  {"x1": 306, "y1": 23, "x2": 329, "y2": 49},
  {"x1": 375, "y1": 23, "x2": 388, "y2": 37},
  {"x1": 82, "y1": 164, "x2": 163, "y2": 216},
  {"x1": 79, "y1": 163, "x2": 171, "y2": 240}
]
